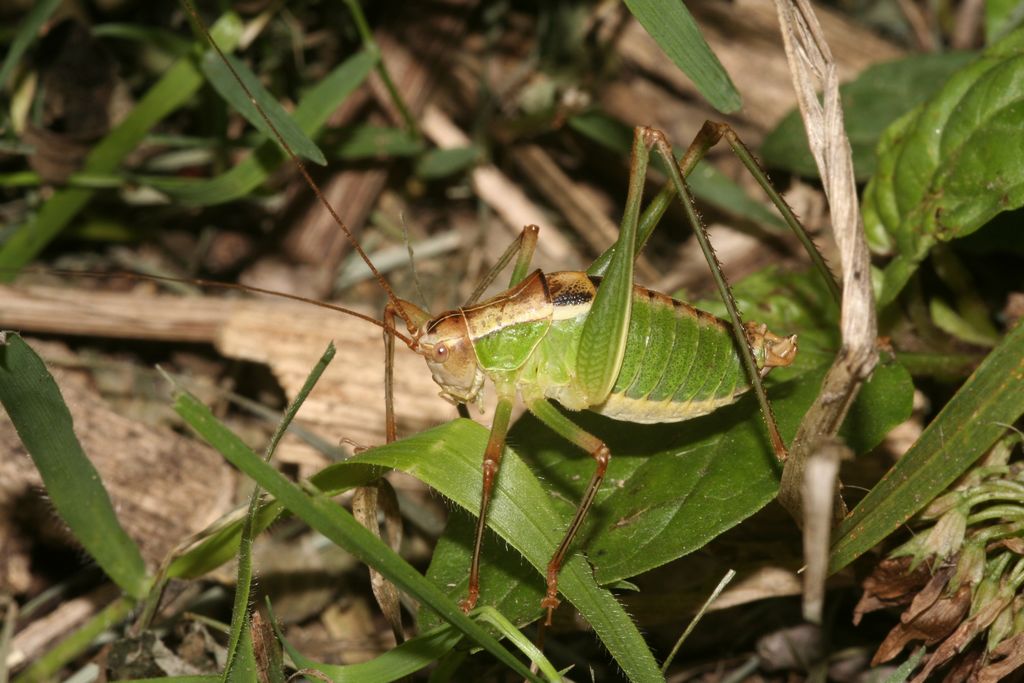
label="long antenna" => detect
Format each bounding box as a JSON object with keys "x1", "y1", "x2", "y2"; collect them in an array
[
  {"x1": 181, "y1": 0, "x2": 413, "y2": 332},
  {"x1": 21, "y1": 268, "x2": 414, "y2": 346}
]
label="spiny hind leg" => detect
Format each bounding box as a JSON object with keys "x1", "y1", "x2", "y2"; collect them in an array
[
  {"x1": 527, "y1": 398, "x2": 611, "y2": 626},
  {"x1": 640, "y1": 127, "x2": 788, "y2": 462},
  {"x1": 680, "y1": 122, "x2": 839, "y2": 301}
]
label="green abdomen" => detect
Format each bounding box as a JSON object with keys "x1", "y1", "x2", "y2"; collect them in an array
[{"x1": 593, "y1": 288, "x2": 749, "y2": 424}]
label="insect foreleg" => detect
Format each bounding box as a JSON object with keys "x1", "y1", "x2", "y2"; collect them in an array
[
  {"x1": 382, "y1": 304, "x2": 402, "y2": 443},
  {"x1": 462, "y1": 392, "x2": 516, "y2": 613},
  {"x1": 527, "y1": 398, "x2": 610, "y2": 626}
]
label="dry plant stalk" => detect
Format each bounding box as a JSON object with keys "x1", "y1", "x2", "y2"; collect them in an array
[
  {"x1": 770, "y1": 0, "x2": 879, "y2": 620},
  {"x1": 801, "y1": 439, "x2": 851, "y2": 622}
]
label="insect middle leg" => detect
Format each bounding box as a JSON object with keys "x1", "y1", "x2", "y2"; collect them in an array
[
  {"x1": 526, "y1": 398, "x2": 610, "y2": 626},
  {"x1": 461, "y1": 391, "x2": 515, "y2": 613}
]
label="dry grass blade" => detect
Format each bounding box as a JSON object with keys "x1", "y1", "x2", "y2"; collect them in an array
[{"x1": 770, "y1": 0, "x2": 879, "y2": 617}]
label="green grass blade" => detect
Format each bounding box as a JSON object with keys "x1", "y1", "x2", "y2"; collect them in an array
[
  {"x1": 326, "y1": 124, "x2": 424, "y2": 160},
  {"x1": 686, "y1": 161, "x2": 786, "y2": 229},
  {"x1": 474, "y1": 607, "x2": 562, "y2": 681},
  {"x1": 830, "y1": 321, "x2": 1024, "y2": 573},
  {"x1": 224, "y1": 620, "x2": 258, "y2": 683},
  {"x1": 91, "y1": 23, "x2": 193, "y2": 55},
  {"x1": 140, "y1": 50, "x2": 376, "y2": 205},
  {"x1": 622, "y1": 0, "x2": 740, "y2": 113},
  {"x1": 0, "y1": 0, "x2": 62, "y2": 89},
  {"x1": 222, "y1": 343, "x2": 336, "y2": 681},
  {"x1": 349, "y1": 421, "x2": 664, "y2": 683},
  {"x1": 172, "y1": 394, "x2": 541, "y2": 682},
  {"x1": 200, "y1": 51, "x2": 326, "y2": 166},
  {"x1": 0, "y1": 335, "x2": 147, "y2": 597},
  {"x1": 0, "y1": 14, "x2": 243, "y2": 277},
  {"x1": 415, "y1": 146, "x2": 480, "y2": 179},
  {"x1": 880, "y1": 647, "x2": 927, "y2": 683},
  {"x1": 278, "y1": 622, "x2": 464, "y2": 682},
  {"x1": 165, "y1": 463, "x2": 382, "y2": 579}
]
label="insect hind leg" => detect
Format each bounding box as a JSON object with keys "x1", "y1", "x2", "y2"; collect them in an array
[
  {"x1": 641, "y1": 127, "x2": 788, "y2": 462},
  {"x1": 681, "y1": 121, "x2": 840, "y2": 302}
]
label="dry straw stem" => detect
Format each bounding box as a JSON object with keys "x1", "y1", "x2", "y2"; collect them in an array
[
  {"x1": 420, "y1": 105, "x2": 579, "y2": 273},
  {"x1": 771, "y1": 0, "x2": 878, "y2": 565},
  {"x1": 801, "y1": 439, "x2": 851, "y2": 623}
]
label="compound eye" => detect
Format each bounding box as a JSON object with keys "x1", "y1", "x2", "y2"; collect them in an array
[{"x1": 432, "y1": 343, "x2": 449, "y2": 363}]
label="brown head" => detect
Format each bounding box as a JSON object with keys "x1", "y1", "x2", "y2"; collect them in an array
[{"x1": 398, "y1": 299, "x2": 485, "y2": 407}]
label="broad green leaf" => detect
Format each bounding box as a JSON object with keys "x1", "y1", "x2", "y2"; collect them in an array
[
  {"x1": 0, "y1": 15, "x2": 243, "y2": 276},
  {"x1": 622, "y1": 0, "x2": 740, "y2": 113},
  {"x1": 986, "y1": 0, "x2": 1024, "y2": 42},
  {"x1": 348, "y1": 422, "x2": 664, "y2": 683},
  {"x1": 0, "y1": 335, "x2": 148, "y2": 597},
  {"x1": 421, "y1": 360, "x2": 911, "y2": 624},
  {"x1": 172, "y1": 394, "x2": 541, "y2": 683},
  {"x1": 421, "y1": 510, "x2": 546, "y2": 633},
  {"x1": 863, "y1": 28, "x2": 1024, "y2": 305},
  {"x1": 524, "y1": 359, "x2": 909, "y2": 587},
  {"x1": 762, "y1": 52, "x2": 975, "y2": 181},
  {"x1": 140, "y1": 50, "x2": 376, "y2": 205},
  {"x1": 830, "y1": 320, "x2": 1024, "y2": 573},
  {"x1": 200, "y1": 51, "x2": 326, "y2": 166}
]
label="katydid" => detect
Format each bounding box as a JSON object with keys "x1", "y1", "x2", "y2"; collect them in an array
[
  {"x1": 58, "y1": 2, "x2": 835, "y2": 627},
  {"x1": 197, "y1": 34, "x2": 811, "y2": 616}
]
